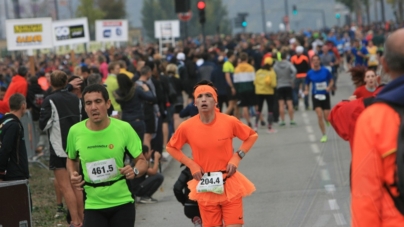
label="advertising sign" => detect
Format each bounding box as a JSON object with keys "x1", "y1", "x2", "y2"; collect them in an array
[
  {"x1": 52, "y1": 18, "x2": 90, "y2": 46},
  {"x1": 95, "y1": 20, "x2": 128, "y2": 42},
  {"x1": 154, "y1": 20, "x2": 180, "y2": 38},
  {"x1": 6, "y1": 18, "x2": 53, "y2": 51}
]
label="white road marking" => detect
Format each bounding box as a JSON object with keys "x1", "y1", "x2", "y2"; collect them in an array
[
  {"x1": 328, "y1": 199, "x2": 340, "y2": 210},
  {"x1": 305, "y1": 125, "x2": 313, "y2": 133},
  {"x1": 321, "y1": 169, "x2": 330, "y2": 181},
  {"x1": 334, "y1": 213, "x2": 347, "y2": 225},
  {"x1": 309, "y1": 134, "x2": 316, "y2": 142},
  {"x1": 325, "y1": 184, "x2": 336, "y2": 194},
  {"x1": 316, "y1": 156, "x2": 325, "y2": 166},
  {"x1": 310, "y1": 143, "x2": 320, "y2": 154}
]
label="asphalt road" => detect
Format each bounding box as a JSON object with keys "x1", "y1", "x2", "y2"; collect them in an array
[{"x1": 134, "y1": 72, "x2": 354, "y2": 227}]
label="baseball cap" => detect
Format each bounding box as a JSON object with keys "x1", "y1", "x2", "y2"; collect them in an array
[{"x1": 296, "y1": 46, "x2": 304, "y2": 54}]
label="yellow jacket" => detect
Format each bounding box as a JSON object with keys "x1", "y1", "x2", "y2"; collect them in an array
[{"x1": 254, "y1": 69, "x2": 277, "y2": 95}]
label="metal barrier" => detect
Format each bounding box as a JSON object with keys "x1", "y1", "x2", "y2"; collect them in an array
[{"x1": 21, "y1": 111, "x2": 48, "y2": 169}]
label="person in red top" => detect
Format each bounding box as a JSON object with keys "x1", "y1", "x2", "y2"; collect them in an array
[
  {"x1": 166, "y1": 80, "x2": 258, "y2": 227},
  {"x1": 0, "y1": 66, "x2": 28, "y2": 114},
  {"x1": 351, "y1": 28, "x2": 404, "y2": 227},
  {"x1": 350, "y1": 67, "x2": 378, "y2": 100}
]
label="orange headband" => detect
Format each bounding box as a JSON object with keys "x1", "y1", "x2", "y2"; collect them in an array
[{"x1": 193, "y1": 85, "x2": 218, "y2": 103}]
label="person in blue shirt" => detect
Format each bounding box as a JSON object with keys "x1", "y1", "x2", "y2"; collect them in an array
[
  {"x1": 304, "y1": 55, "x2": 334, "y2": 143},
  {"x1": 351, "y1": 40, "x2": 369, "y2": 67}
]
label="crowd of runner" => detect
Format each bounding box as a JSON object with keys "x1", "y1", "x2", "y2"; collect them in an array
[{"x1": 0, "y1": 19, "x2": 401, "y2": 226}]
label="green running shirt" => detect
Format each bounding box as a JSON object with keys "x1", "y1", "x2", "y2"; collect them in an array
[{"x1": 66, "y1": 118, "x2": 142, "y2": 209}]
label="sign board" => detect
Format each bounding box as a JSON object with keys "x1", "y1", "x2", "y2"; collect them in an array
[
  {"x1": 88, "y1": 41, "x2": 103, "y2": 52},
  {"x1": 6, "y1": 18, "x2": 53, "y2": 51},
  {"x1": 52, "y1": 18, "x2": 90, "y2": 46},
  {"x1": 178, "y1": 11, "x2": 192, "y2": 21},
  {"x1": 95, "y1": 20, "x2": 128, "y2": 42},
  {"x1": 154, "y1": 20, "x2": 180, "y2": 38}
]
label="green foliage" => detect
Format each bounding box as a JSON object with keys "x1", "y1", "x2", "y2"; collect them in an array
[
  {"x1": 142, "y1": 0, "x2": 232, "y2": 39},
  {"x1": 98, "y1": 0, "x2": 126, "y2": 19},
  {"x1": 76, "y1": 0, "x2": 105, "y2": 38}
]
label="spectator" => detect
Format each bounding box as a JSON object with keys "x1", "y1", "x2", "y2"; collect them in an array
[
  {"x1": 0, "y1": 66, "x2": 29, "y2": 114},
  {"x1": 105, "y1": 61, "x2": 121, "y2": 114},
  {"x1": 98, "y1": 55, "x2": 109, "y2": 81},
  {"x1": 0, "y1": 93, "x2": 29, "y2": 182},
  {"x1": 132, "y1": 145, "x2": 164, "y2": 204}
]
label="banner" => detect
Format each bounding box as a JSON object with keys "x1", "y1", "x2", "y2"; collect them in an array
[
  {"x1": 6, "y1": 18, "x2": 53, "y2": 51},
  {"x1": 154, "y1": 20, "x2": 180, "y2": 38},
  {"x1": 88, "y1": 41, "x2": 103, "y2": 52},
  {"x1": 52, "y1": 18, "x2": 90, "y2": 46},
  {"x1": 55, "y1": 45, "x2": 71, "y2": 55},
  {"x1": 95, "y1": 20, "x2": 128, "y2": 42}
]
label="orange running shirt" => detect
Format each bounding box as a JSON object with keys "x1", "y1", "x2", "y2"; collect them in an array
[
  {"x1": 167, "y1": 112, "x2": 257, "y2": 204},
  {"x1": 351, "y1": 103, "x2": 404, "y2": 226}
]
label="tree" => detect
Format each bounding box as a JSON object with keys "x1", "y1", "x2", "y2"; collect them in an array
[
  {"x1": 76, "y1": 0, "x2": 105, "y2": 38},
  {"x1": 98, "y1": 0, "x2": 126, "y2": 19},
  {"x1": 141, "y1": 0, "x2": 232, "y2": 40}
]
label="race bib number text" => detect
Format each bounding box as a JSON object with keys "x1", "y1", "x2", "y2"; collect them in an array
[
  {"x1": 86, "y1": 158, "x2": 118, "y2": 183},
  {"x1": 197, "y1": 172, "x2": 224, "y2": 195}
]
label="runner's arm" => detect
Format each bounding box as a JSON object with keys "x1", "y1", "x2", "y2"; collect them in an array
[
  {"x1": 133, "y1": 153, "x2": 148, "y2": 178},
  {"x1": 39, "y1": 97, "x2": 53, "y2": 131},
  {"x1": 225, "y1": 72, "x2": 234, "y2": 89},
  {"x1": 228, "y1": 119, "x2": 259, "y2": 167}
]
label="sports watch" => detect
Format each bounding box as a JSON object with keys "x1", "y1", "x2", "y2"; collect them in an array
[
  {"x1": 236, "y1": 150, "x2": 245, "y2": 159},
  {"x1": 133, "y1": 167, "x2": 139, "y2": 177}
]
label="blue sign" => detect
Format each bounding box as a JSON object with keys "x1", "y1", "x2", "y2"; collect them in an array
[
  {"x1": 116, "y1": 28, "x2": 122, "y2": 36},
  {"x1": 103, "y1": 29, "x2": 111, "y2": 38}
]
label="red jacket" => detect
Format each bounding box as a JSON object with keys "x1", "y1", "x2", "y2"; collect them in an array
[{"x1": 0, "y1": 75, "x2": 28, "y2": 114}]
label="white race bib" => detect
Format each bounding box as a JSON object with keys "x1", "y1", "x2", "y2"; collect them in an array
[
  {"x1": 315, "y1": 82, "x2": 328, "y2": 91},
  {"x1": 314, "y1": 94, "x2": 326, "y2": 100},
  {"x1": 196, "y1": 172, "x2": 224, "y2": 194},
  {"x1": 86, "y1": 158, "x2": 118, "y2": 183}
]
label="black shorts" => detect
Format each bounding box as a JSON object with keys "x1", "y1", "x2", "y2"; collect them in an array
[
  {"x1": 238, "y1": 91, "x2": 256, "y2": 107},
  {"x1": 144, "y1": 117, "x2": 156, "y2": 134},
  {"x1": 227, "y1": 87, "x2": 237, "y2": 100},
  {"x1": 277, "y1": 87, "x2": 293, "y2": 101},
  {"x1": 49, "y1": 155, "x2": 66, "y2": 170},
  {"x1": 312, "y1": 94, "x2": 331, "y2": 110},
  {"x1": 83, "y1": 202, "x2": 135, "y2": 227}
]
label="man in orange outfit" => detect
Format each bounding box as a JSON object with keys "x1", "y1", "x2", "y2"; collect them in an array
[
  {"x1": 166, "y1": 80, "x2": 258, "y2": 227},
  {"x1": 351, "y1": 28, "x2": 404, "y2": 226}
]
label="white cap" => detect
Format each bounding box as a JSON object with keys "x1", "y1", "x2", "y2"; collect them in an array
[
  {"x1": 176, "y1": 52, "x2": 185, "y2": 61},
  {"x1": 296, "y1": 46, "x2": 304, "y2": 54}
]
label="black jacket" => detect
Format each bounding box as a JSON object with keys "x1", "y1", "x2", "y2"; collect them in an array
[
  {"x1": 173, "y1": 166, "x2": 198, "y2": 206},
  {"x1": 39, "y1": 89, "x2": 81, "y2": 158},
  {"x1": 27, "y1": 83, "x2": 44, "y2": 121},
  {"x1": 0, "y1": 114, "x2": 29, "y2": 181}
]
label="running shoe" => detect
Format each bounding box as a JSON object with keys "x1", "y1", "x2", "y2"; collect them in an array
[
  {"x1": 326, "y1": 121, "x2": 331, "y2": 127},
  {"x1": 139, "y1": 196, "x2": 158, "y2": 204},
  {"x1": 192, "y1": 217, "x2": 202, "y2": 227},
  {"x1": 266, "y1": 128, "x2": 278, "y2": 134},
  {"x1": 54, "y1": 205, "x2": 65, "y2": 219},
  {"x1": 321, "y1": 135, "x2": 328, "y2": 143},
  {"x1": 290, "y1": 121, "x2": 297, "y2": 126},
  {"x1": 260, "y1": 121, "x2": 266, "y2": 127},
  {"x1": 279, "y1": 122, "x2": 286, "y2": 127}
]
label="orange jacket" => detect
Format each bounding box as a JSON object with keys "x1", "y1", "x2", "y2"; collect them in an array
[
  {"x1": 351, "y1": 103, "x2": 404, "y2": 226},
  {"x1": 0, "y1": 75, "x2": 28, "y2": 114}
]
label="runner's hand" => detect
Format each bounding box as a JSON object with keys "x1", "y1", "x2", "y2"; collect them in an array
[
  {"x1": 193, "y1": 171, "x2": 204, "y2": 181},
  {"x1": 69, "y1": 78, "x2": 83, "y2": 89},
  {"x1": 119, "y1": 165, "x2": 135, "y2": 180},
  {"x1": 226, "y1": 163, "x2": 237, "y2": 177},
  {"x1": 70, "y1": 171, "x2": 84, "y2": 190}
]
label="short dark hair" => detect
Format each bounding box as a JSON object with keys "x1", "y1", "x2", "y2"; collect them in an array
[
  {"x1": 17, "y1": 66, "x2": 28, "y2": 77},
  {"x1": 82, "y1": 84, "x2": 109, "y2": 102},
  {"x1": 193, "y1": 80, "x2": 218, "y2": 93},
  {"x1": 9, "y1": 93, "x2": 26, "y2": 111},
  {"x1": 239, "y1": 52, "x2": 248, "y2": 62},
  {"x1": 108, "y1": 61, "x2": 120, "y2": 73},
  {"x1": 311, "y1": 55, "x2": 320, "y2": 61},
  {"x1": 140, "y1": 66, "x2": 151, "y2": 76},
  {"x1": 226, "y1": 50, "x2": 235, "y2": 59},
  {"x1": 87, "y1": 73, "x2": 102, "y2": 86},
  {"x1": 118, "y1": 60, "x2": 127, "y2": 69},
  {"x1": 50, "y1": 70, "x2": 68, "y2": 88},
  {"x1": 81, "y1": 65, "x2": 90, "y2": 74},
  {"x1": 68, "y1": 75, "x2": 85, "y2": 92}
]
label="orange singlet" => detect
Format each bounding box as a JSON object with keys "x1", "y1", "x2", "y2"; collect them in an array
[{"x1": 167, "y1": 111, "x2": 258, "y2": 226}]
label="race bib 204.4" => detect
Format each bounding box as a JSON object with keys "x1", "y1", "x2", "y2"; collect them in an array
[
  {"x1": 85, "y1": 158, "x2": 118, "y2": 183},
  {"x1": 196, "y1": 172, "x2": 224, "y2": 195}
]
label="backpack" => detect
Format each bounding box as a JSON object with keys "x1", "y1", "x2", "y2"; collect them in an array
[{"x1": 364, "y1": 97, "x2": 404, "y2": 215}]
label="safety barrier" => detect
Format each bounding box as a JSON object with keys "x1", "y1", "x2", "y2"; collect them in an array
[{"x1": 21, "y1": 111, "x2": 48, "y2": 169}]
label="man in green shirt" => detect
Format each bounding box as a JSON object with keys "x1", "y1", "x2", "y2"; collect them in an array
[
  {"x1": 104, "y1": 61, "x2": 121, "y2": 114},
  {"x1": 67, "y1": 84, "x2": 148, "y2": 227}
]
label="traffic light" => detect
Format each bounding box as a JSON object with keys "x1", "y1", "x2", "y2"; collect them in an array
[
  {"x1": 292, "y1": 5, "x2": 298, "y2": 15},
  {"x1": 197, "y1": 1, "x2": 206, "y2": 24},
  {"x1": 242, "y1": 21, "x2": 247, "y2": 27},
  {"x1": 235, "y1": 13, "x2": 248, "y2": 28},
  {"x1": 335, "y1": 13, "x2": 341, "y2": 19}
]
